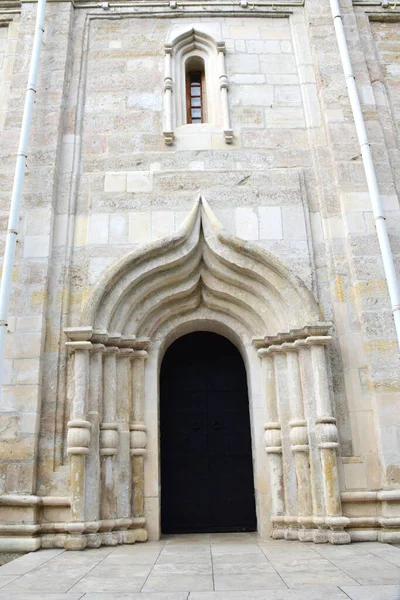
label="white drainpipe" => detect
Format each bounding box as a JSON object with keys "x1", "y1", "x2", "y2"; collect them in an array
[
  {"x1": 330, "y1": 0, "x2": 400, "y2": 349},
  {"x1": 0, "y1": 0, "x2": 47, "y2": 395}
]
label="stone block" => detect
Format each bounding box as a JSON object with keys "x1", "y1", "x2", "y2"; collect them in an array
[
  {"x1": 232, "y1": 106, "x2": 264, "y2": 127},
  {"x1": 129, "y1": 212, "x2": 151, "y2": 244},
  {"x1": 53, "y1": 214, "x2": 68, "y2": 247},
  {"x1": 260, "y1": 26, "x2": 291, "y2": 40},
  {"x1": 152, "y1": 211, "x2": 174, "y2": 240},
  {"x1": 127, "y1": 171, "x2": 152, "y2": 193},
  {"x1": 87, "y1": 214, "x2": 109, "y2": 245},
  {"x1": 127, "y1": 92, "x2": 163, "y2": 110},
  {"x1": 104, "y1": 172, "x2": 126, "y2": 193},
  {"x1": 260, "y1": 54, "x2": 297, "y2": 75},
  {"x1": 266, "y1": 74, "x2": 299, "y2": 85},
  {"x1": 246, "y1": 40, "x2": 281, "y2": 54},
  {"x1": 230, "y1": 74, "x2": 265, "y2": 85},
  {"x1": 73, "y1": 216, "x2": 87, "y2": 247},
  {"x1": 189, "y1": 161, "x2": 205, "y2": 170},
  {"x1": 23, "y1": 235, "x2": 50, "y2": 258},
  {"x1": 265, "y1": 107, "x2": 306, "y2": 129},
  {"x1": 258, "y1": 207, "x2": 282, "y2": 240},
  {"x1": 88, "y1": 257, "x2": 115, "y2": 285},
  {"x1": 282, "y1": 206, "x2": 307, "y2": 240},
  {"x1": 16, "y1": 316, "x2": 42, "y2": 332},
  {"x1": 109, "y1": 213, "x2": 128, "y2": 244},
  {"x1": 229, "y1": 25, "x2": 261, "y2": 40},
  {"x1": 235, "y1": 207, "x2": 258, "y2": 240},
  {"x1": 24, "y1": 210, "x2": 51, "y2": 236},
  {"x1": 13, "y1": 358, "x2": 41, "y2": 385},
  {"x1": 227, "y1": 54, "x2": 260, "y2": 74},
  {"x1": 344, "y1": 462, "x2": 368, "y2": 490},
  {"x1": 4, "y1": 332, "x2": 41, "y2": 359},
  {"x1": 232, "y1": 85, "x2": 273, "y2": 107},
  {"x1": 343, "y1": 210, "x2": 367, "y2": 235},
  {"x1": 175, "y1": 133, "x2": 212, "y2": 151},
  {"x1": 275, "y1": 86, "x2": 302, "y2": 107}
]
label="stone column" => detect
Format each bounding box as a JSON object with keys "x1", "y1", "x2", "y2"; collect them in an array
[
  {"x1": 163, "y1": 43, "x2": 174, "y2": 145},
  {"x1": 117, "y1": 348, "x2": 135, "y2": 543},
  {"x1": 217, "y1": 42, "x2": 233, "y2": 144},
  {"x1": 84, "y1": 343, "x2": 105, "y2": 547},
  {"x1": 100, "y1": 347, "x2": 119, "y2": 544},
  {"x1": 130, "y1": 350, "x2": 148, "y2": 542},
  {"x1": 285, "y1": 343, "x2": 313, "y2": 541},
  {"x1": 65, "y1": 341, "x2": 92, "y2": 550},
  {"x1": 307, "y1": 336, "x2": 350, "y2": 544},
  {"x1": 258, "y1": 348, "x2": 285, "y2": 539}
]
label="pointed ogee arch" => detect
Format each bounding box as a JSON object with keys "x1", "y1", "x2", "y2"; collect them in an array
[{"x1": 80, "y1": 196, "x2": 321, "y2": 342}]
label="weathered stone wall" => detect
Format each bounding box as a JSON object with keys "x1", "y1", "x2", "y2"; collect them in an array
[{"x1": 0, "y1": 0, "x2": 399, "y2": 548}]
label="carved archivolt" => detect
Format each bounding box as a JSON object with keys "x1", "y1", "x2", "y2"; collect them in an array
[
  {"x1": 82, "y1": 195, "x2": 320, "y2": 340},
  {"x1": 61, "y1": 197, "x2": 350, "y2": 550}
]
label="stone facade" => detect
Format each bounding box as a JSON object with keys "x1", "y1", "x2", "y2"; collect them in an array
[{"x1": 0, "y1": 0, "x2": 399, "y2": 551}]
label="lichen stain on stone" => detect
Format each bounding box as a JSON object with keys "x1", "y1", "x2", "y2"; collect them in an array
[
  {"x1": 335, "y1": 275, "x2": 345, "y2": 303},
  {"x1": 387, "y1": 465, "x2": 400, "y2": 485}
]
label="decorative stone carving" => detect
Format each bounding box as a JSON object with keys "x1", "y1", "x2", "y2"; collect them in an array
[
  {"x1": 307, "y1": 336, "x2": 350, "y2": 544},
  {"x1": 130, "y1": 423, "x2": 147, "y2": 457},
  {"x1": 162, "y1": 27, "x2": 233, "y2": 145},
  {"x1": 67, "y1": 420, "x2": 91, "y2": 455},
  {"x1": 258, "y1": 350, "x2": 285, "y2": 538},
  {"x1": 100, "y1": 424, "x2": 119, "y2": 456},
  {"x1": 60, "y1": 198, "x2": 343, "y2": 549}
]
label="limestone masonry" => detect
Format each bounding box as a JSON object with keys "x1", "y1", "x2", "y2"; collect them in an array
[{"x1": 0, "y1": 0, "x2": 399, "y2": 552}]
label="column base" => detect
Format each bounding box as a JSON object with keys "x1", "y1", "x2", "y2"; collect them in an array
[
  {"x1": 271, "y1": 527, "x2": 285, "y2": 539},
  {"x1": 312, "y1": 528, "x2": 329, "y2": 543},
  {"x1": 283, "y1": 527, "x2": 299, "y2": 540},
  {"x1": 378, "y1": 530, "x2": 400, "y2": 543},
  {"x1": 327, "y1": 529, "x2": 351, "y2": 544},
  {"x1": 298, "y1": 528, "x2": 314, "y2": 542},
  {"x1": 0, "y1": 536, "x2": 41, "y2": 552},
  {"x1": 64, "y1": 534, "x2": 87, "y2": 550}
]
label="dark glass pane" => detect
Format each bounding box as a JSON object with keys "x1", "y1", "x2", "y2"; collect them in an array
[
  {"x1": 191, "y1": 109, "x2": 201, "y2": 118},
  {"x1": 190, "y1": 72, "x2": 201, "y2": 84},
  {"x1": 191, "y1": 118, "x2": 202, "y2": 124},
  {"x1": 191, "y1": 98, "x2": 201, "y2": 107}
]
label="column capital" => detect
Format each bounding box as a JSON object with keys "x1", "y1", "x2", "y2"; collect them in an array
[
  {"x1": 281, "y1": 342, "x2": 297, "y2": 353},
  {"x1": 305, "y1": 335, "x2": 332, "y2": 347},
  {"x1": 217, "y1": 41, "x2": 226, "y2": 54},
  {"x1": 131, "y1": 350, "x2": 148, "y2": 361},
  {"x1": 103, "y1": 346, "x2": 120, "y2": 355},
  {"x1": 91, "y1": 343, "x2": 105, "y2": 353},
  {"x1": 118, "y1": 348, "x2": 134, "y2": 358},
  {"x1": 64, "y1": 326, "x2": 93, "y2": 342},
  {"x1": 66, "y1": 341, "x2": 92, "y2": 352}
]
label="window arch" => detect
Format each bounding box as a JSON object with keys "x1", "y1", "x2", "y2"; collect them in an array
[{"x1": 163, "y1": 27, "x2": 233, "y2": 145}]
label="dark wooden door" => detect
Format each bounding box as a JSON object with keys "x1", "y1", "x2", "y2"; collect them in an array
[{"x1": 160, "y1": 332, "x2": 257, "y2": 534}]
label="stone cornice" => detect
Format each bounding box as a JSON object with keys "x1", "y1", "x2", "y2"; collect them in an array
[
  {"x1": 64, "y1": 326, "x2": 150, "y2": 350},
  {"x1": 253, "y1": 322, "x2": 332, "y2": 350}
]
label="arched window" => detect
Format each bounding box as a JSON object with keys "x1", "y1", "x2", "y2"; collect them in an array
[
  {"x1": 185, "y1": 57, "x2": 206, "y2": 124},
  {"x1": 163, "y1": 27, "x2": 233, "y2": 145}
]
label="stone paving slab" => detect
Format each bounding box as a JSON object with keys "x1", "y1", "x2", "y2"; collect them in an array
[{"x1": 0, "y1": 535, "x2": 399, "y2": 599}]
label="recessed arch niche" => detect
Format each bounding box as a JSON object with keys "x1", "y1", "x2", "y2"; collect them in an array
[{"x1": 63, "y1": 196, "x2": 351, "y2": 550}]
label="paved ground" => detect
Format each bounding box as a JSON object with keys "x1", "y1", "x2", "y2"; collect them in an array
[{"x1": 0, "y1": 533, "x2": 400, "y2": 599}]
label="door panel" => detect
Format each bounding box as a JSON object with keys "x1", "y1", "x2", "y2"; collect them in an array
[{"x1": 160, "y1": 332, "x2": 257, "y2": 534}]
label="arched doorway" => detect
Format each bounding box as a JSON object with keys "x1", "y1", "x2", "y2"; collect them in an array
[{"x1": 160, "y1": 331, "x2": 257, "y2": 534}]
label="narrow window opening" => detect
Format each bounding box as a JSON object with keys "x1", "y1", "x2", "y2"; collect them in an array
[{"x1": 185, "y1": 57, "x2": 206, "y2": 124}]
